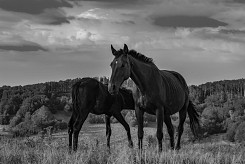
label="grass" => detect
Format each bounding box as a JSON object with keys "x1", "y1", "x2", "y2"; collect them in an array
[{"x1": 0, "y1": 123, "x2": 244, "y2": 164}]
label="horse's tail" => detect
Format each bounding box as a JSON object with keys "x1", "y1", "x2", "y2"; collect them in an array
[
  {"x1": 72, "y1": 80, "x2": 85, "y2": 114},
  {"x1": 68, "y1": 81, "x2": 81, "y2": 129},
  {"x1": 187, "y1": 100, "x2": 200, "y2": 139}
]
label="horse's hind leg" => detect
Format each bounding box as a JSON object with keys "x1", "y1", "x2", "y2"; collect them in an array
[
  {"x1": 135, "y1": 107, "x2": 144, "y2": 150},
  {"x1": 105, "y1": 115, "x2": 112, "y2": 148},
  {"x1": 73, "y1": 110, "x2": 89, "y2": 151},
  {"x1": 175, "y1": 102, "x2": 188, "y2": 150},
  {"x1": 164, "y1": 114, "x2": 175, "y2": 149},
  {"x1": 156, "y1": 108, "x2": 164, "y2": 152},
  {"x1": 68, "y1": 113, "x2": 75, "y2": 152},
  {"x1": 113, "y1": 112, "x2": 133, "y2": 148}
]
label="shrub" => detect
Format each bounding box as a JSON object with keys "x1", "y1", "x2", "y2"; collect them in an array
[
  {"x1": 125, "y1": 111, "x2": 137, "y2": 127},
  {"x1": 130, "y1": 119, "x2": 138, "y2": 127},
  {"x1": 225, "y1": 121, "x2": 240, "y2": 142},
  {"x1": 9, "y1": 115, "x2": 22, "y2": 127},
  {"x1": 234, "y1": 121, "x2": 245, "y2": 143},
  {"x1": 88, "y1": 114, "x2": 105, "y2": 124},
  {"x1": 201, "y1": 107, "x2": 226, "y2": 135},
  {"x1": 54, "y1": 121, "x2": 68, "y2": 131},
  {"x1": 11, "y1": 121, "x2": 38, "y2": 137},
  {"x1": 145, "y1": 113, "x2": 156, "y2": 122}
]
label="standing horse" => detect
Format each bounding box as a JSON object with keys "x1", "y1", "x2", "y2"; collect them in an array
[
  {"x1": 108, "y1": 44, "x2": 200, "y2": 151},
  {"x1": 68, "y1": 77, "x2": 135, "y2": 151}
]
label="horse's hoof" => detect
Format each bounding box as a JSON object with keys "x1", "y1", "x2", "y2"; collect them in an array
[
  {"x1": 128, "y1": 141, "x2": 134, "y2": 148},
  {"x1": 174, "y1": 146, "x2": 180, "y2": 150}
]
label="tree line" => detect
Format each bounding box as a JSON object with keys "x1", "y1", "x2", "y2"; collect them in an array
[{"x1": 0, "y1": 77, "x2": 245, "y2": 142}]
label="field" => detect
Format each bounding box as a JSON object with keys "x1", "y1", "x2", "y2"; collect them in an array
[{"x1": 0, "y1": 122, "x2": 245, "y2": 164}]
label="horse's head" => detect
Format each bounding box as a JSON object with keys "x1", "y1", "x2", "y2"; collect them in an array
[{"x1": 108, "y1": 44, "x2": 131, "y2": 95}]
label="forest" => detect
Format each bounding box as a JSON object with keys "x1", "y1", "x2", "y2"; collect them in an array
[{"x1": 0, "y1": 77, "x2": 245, "y2": 143}]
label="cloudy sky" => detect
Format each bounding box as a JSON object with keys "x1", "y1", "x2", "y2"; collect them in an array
[{"x1": 1, "y1": 0, "x2": 245, "y2": 86}]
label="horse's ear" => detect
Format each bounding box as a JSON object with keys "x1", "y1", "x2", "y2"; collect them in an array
[
  {"x1": 123, "y1": 44, "x2": 128, "y2": 54},
  {"x1": 111, "y1": 45, "x2": 117, "y2": 56}
]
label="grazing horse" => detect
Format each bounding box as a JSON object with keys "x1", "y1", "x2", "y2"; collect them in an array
[
  {"x1": 68, "y1": 77, "x2": 135, "y2": 151},
  {"x1": 108, "y1": 44, "x2": 200, "y2": 151}
]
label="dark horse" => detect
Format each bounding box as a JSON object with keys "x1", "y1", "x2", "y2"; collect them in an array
[
  {"x1": 108, "y1": 44, "x2": 200, "y2": 151},
  {"x1": 68, "y1": 77, "x2": 135, "y2": 151}
]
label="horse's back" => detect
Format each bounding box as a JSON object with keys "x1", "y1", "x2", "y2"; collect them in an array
[
  {"x1": 162, "y1": 70, "x2": 189, "y2": 93},
  {"x1": 72, "y1": 78, "x2": 110, "y2": 114}
]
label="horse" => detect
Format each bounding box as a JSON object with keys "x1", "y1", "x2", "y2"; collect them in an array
[
  {"x1": 68, "y1": 77, "x2": 135, "y2": 151},
  {"x1": 108, "y1": 44, "x2": 200, "y2": 151}
]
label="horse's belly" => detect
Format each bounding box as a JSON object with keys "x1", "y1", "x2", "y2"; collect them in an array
[{"x1": 165, "y1": 94, "x2": 185, "y2": 115}]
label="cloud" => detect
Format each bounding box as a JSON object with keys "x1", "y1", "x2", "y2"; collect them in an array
[
  {"x1": 36, "y1": 9, "x2": 73, "y2": 25},
  {"x1": 77, "y1": 8, "x2": 107, "y2": 19},
  {"x1": 0, "y1": 44, "x2": 47, "y2": 52},
  {"x1": 233, "y1": 0, "x2": 245, "y2": 3},
  {"x1": 0, "y1": 0, "x2": 73, "y2": 14},
  {"x1": 112, "y1": 20, "x2": 135, "y2": 25},
  {"x1": 0, "y1": 34, "x2": 47, "y2": 52},
  {"x1": 153, "y1": 16, "x2": 228, "y2": 28},
  {"x1": 132, "y1": 27, "x2": 245, "y2": 63}
]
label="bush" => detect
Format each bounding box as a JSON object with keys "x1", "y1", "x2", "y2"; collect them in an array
[
  {"x1": 88, "y1": 114, "x2": 105, "y2": 124},
  {"x1": 9, "y1": 115, "x2": 22, "y2": 127},
  {"x1": 234, "y1": 122, "x2": 245, "y2": 143},
  {"x1": 225, "y1": 121, "x2": 240, "y2": 142},
  {"x1": 201, "y1": 107, "x2": 226, "y2": 135},
  {"x1": 11, "y1": 121, "x2": 38, "y2": 137},
  {"x1": 54, "y1": 121, "x2": 68, "y2": 131},
  {"x1": 130, "y1": 119, "x2": 138, "y2": 127},
  {"x1": 125, "y1": 111, "x2": 137, "y2": 127},
  {"x1": 145, "y1": 113, "x2": 156, "y2": 122}
]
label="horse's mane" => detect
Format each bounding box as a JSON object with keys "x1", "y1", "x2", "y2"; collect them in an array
[{"x1": 128, "y1": 49, "x2": 154, "y2": 64}]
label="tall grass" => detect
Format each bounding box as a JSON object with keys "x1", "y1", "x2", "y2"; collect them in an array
[{"x1": 0, "y1": 135, "x2": 244, "y2": 164}]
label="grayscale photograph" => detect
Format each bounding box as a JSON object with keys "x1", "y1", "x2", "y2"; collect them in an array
[{"x1": 0, "y1": 0, "x2": 245, "y2": 163}]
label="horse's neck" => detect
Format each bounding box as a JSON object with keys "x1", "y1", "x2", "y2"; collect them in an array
[{"x1": 129, "y1": 57, "x2": 156, "y2": 95}]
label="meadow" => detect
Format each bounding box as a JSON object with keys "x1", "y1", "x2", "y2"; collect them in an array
[{"x1": 0, "y1": 123, "x2": 244, "y2": 164}]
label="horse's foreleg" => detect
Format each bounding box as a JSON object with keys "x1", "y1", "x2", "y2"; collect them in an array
[
  {"x1": 175, "y1": 105, "x2": 187, "y2": 150},
  {"x1": 164, "y1": 114, "x2": 175, "y2": 149},
  {"x1": 113, "y1": 112, "x2": 133, "y2": 148},
  {"x1": 135, "y1": 107, "x2": 144, "y2": 150},
  {"x1": 68, "y1": 113, "x2": 75, "y2": 152},
  {"x1": 156, "y1": 108, "x2": 164, "y2": 152},
  {"x1": 73, "y1": 111, "x2": 89, "y2": 151},
  {"x1": 105, "y1": 115, "x2": 112, "y2": 148}
]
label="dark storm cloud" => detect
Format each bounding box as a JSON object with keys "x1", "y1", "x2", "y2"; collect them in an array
[
  {"x1": 153, "y1": 16, "x2": 228, "y2": 28},
  {"x1": 193, "y1": 29, "x2": 245, "y2": 44},
  {"x1": 233, "y1": 0, "x2": 245, "y2": 3},
  {"x1": 74, "y1": 0, "x2": 152, "y2": 8},
  {"x1": 219, "y1": 29, "x2": 245, "y2": 35},
  {"x1": 0, "y1": 43, "x2": 47, "y2": 52},
  {"x1": 77, "y1": 0, "x2": 138, "y2": 2},
  {"x1": 38, "y1": 9, "x2": 74, "y2": 25},
  {"x1": 112, "y1": 20, "x2": 135, "y2": 25},
  {"x1": 0, "y1": 0, "x2": 73, "y2": 14}
]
